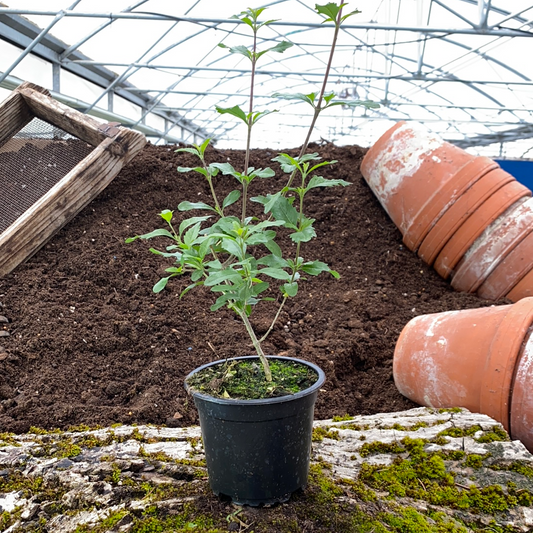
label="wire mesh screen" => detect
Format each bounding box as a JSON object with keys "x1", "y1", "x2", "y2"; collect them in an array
[{"x1": 0, "y1": 117, "x2": 94, "y2": 234}]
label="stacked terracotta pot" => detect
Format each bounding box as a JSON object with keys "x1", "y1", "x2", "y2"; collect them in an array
[
  {"x1": 393, "y1": 298, "x2": 533, "y2": 453},
  {"x1": 361, "y1": 121, "x2": 533, "y2": 302}
]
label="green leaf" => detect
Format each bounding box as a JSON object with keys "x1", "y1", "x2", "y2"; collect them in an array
[
  {"x1": 125, "y1": 228, "x2": 175, "y2": 243},
  {"x1": 153, "y1": 277, "x2": 170, "y2": 293},
  {"x1": 301, "y1": 260, "x2": 331, "y2": 276},
  {"x1": 198, "y1": 138, "x2": 211, "y2": 155},
  {"x1": 315, "y1": 2, "x2": 343, "y2": 22},
  {"x1": 268, "y1": 195, "x2": 299, "y2": 227},
  {"x1": 249, "y1": 109, "x2": 278, "y2": 125},
  {"x1": 220, "y1": 238, "x2": 244, "y2": 260},
  {"x1": 218, "y1": 43, "x2": 252, "y2": 60},
  {"x1": 264, "y1": 239, "x2": 283, "y2": 258},
  {"x1": 259, "y1": 254, "x2": 289, "y2": 268},
  {"x1": 259, "y1": 267, "x2": 291, "y2": 280},
  {"x1": 179, "y1": 216, "x2": 211, "y2": 238},
  {"x1": 323, "y1": 92, "x2": 336, "y2": 104},
  {"x1": 249, "y1": 167, "x2": 276, "y2": 179},
  {"x1": 204, "y1": 269, "x2": 243, "y2": 287},
  {"x1": 183, "y1": 222, "x2": 202, "y2": 247},
  {"x1": 177, "y1": 166, "x2": 209, "y2": 178},
  {"x1": 222, "y1": 190, "x2": 241, "y2": 209},
  {"x1": 307, "y1": 175, "x2": 351, "y2": 189},
  {"x1": 174, "y1": 147, "x2": 199, "y2": 157},
  {"x1": 191, "y1": 270, "x2": 203, "y2": 282},
  {"x1": 325, "y1": 99, "x2": 380, "y2": 109},
  {"x1": 160, "y1": 209, "x2": 173, "y2": 223},
  {"x1": 256, "y1": 40, "x2": 293, "y2": 59},
  {"x1": 272, "y1": 91, "x2": 317, "y2": 107},
  {"x1": 216, "y1": 105, "x2": 248, "y2": 124},
  {"x1": 282, "y1": 282, "x2": 299, "y2": 297},
  {"x1": 180, "y1": 281, "x2": 203, "y2": 298},
  {"x1": 210, "y1": 162, "x2": 241, "y2": 179},
  {"x1": 316, "y1": 3, "x2": 360, "y2": 24},
  {"x1": 329, "y1": 269, "x2": 340, "y2": 279},
  {"x1": 252, "y1": 281, "x2": 270, "y2": 296},
  {"x1": 211, "y1": 293, "x2": 235, "y2": 312},
  {"x1": 290, "y1": 224, "x2": 317, "y2": 243},
  {"x1": 246, "y1": 230, "x2": 276, "y2": 245},
  {"x1": 178, "y1": 201, "x2": 217, "y2": 213},
  {"x1": 148, "y1": 248, "x2": 182, "y2": 259}
]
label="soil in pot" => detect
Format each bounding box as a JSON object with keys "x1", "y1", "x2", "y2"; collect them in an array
[
  {"x1": 0, "y1": 142, "x2": 508, "y2": 433},
  {"x1": 185, "y1": 357, "x2": 319, "y2": 399}
]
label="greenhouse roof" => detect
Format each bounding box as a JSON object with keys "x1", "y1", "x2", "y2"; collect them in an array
[{"x1": 1, "y1": 0, "x2": 533, "y2": 158}]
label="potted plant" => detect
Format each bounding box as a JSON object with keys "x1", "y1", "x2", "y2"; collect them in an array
[{"x1": 127, "y1": 3, "x2": 378, "y2": 505}]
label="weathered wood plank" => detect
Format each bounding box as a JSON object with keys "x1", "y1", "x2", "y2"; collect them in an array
[
  {"x1": 0, "y1": 128, "x2": 146, "y2": 277},
  {"x1": 18, "y1": 86, "x2": 109, "y2": 147},
  {"x1": 0, "y1": 91, "x2": 32, "y2": 150}
]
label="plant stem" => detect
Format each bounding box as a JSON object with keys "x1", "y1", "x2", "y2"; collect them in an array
[
  {"x1": 241, "y1": 28, "x2": 257, "y2": 223},
  {"x1": 258, "y1": 295, "x2": 287, "y2": 343},
  {"x1": 285, "y1": 6, "x2": 343, "y2": 190},
  {"x1": 206, "y1": 175, "x2": 223, "y2": 215},
  {"x1": 237, "y1": 307, "x2": 272, "y2": 381}
]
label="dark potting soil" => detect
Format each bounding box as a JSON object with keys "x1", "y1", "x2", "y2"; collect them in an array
[{"x1": 0, "y1": 141, "x2": 507, "y2": 433}]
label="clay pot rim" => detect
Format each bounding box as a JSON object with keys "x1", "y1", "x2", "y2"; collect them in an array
[
  {"x1": 480, "y1": 297, "x2": 533, "y2": 430},
  {"x1": 477, "y1": 230, "x2": 533, "y2": 301},
  {"x1": 417, "y1": 168, "x2": 515, "y2": 265},
  {"x1": 404, "y1": 157, "x2": 499, "y2": 252},
  {"x1": 437, "y1": 190, "x2": 531, "y2": 281}
]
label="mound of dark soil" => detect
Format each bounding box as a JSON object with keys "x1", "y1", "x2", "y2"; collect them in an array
[{"x1": 0, "y1": 142, "x2": 503, "y2": 433}]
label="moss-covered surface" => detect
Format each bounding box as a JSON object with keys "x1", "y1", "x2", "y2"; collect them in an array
[
  {"x1": 185, "y1": 358, "x2": 319, "y2": 400},
  {"x1": 2, "y1": 410, "x2": 533, "y2": 532}
]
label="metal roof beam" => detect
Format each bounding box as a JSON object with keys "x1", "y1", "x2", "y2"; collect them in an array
[
  {"x1": 0, "y1": 11, "x2": 210, "y2": 139},
  {"x1": 451, "y1": 125, "x2": 533, "y2": 148},
  {"x1": 0, "y1": 8, "x2": 531, "y2": 37},
  {"x1": 62, "y1": 61, "x2": 533, "y2": 86}
]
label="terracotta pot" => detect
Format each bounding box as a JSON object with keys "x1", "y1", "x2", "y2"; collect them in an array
[
  {"x1": 451, "y1": 195, "x2": 533, "y2": 293},
  {"x1": 510, "y1": 327, "x2": 533, "y2": 452},
  {"x1": 477, "y1": 230, "x2": 533, "y2": 301},
  {"x1": 417, "y1": 167, "x2": 516, "y2": 266},
  {"x1": 435, "y1": 190, "x2": 531, "y2": 280},
  {"x1": 507, "y1": 268, "x2": 533, "y2": 302},
  {"x1": 393, "y1": 298, "x2": 533, "y2": 433},
  {"x1": 361, "y1": 121, "x2": 489, "y2": 251}
]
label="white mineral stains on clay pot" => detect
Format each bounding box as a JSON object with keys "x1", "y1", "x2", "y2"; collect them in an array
[{"x1": 393, "y1": 298, "x2": 533, "y2": 452}]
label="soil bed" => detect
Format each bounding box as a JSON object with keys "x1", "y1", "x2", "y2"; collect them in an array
[{"x1": 0, "y1": 142, "x2": 505, "y2": 433}]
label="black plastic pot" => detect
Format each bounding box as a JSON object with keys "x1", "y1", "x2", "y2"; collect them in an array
[{"x1": 184, "y1": 356, "x2": 326, "y2": 506}]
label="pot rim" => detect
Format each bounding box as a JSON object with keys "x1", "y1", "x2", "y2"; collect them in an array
[{"x1": 184, "y1": 355, "x2": 326, "y2": 406}]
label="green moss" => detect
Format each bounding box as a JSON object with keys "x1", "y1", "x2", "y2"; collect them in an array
[
  {"x1": 186, "y1": 359, "x2": 318, "y2": 400},
  {"x1": 0, "y1": 471, "x2": 66, "y2": 505},
  {"x1": 0, "y1": 432, "x2": 20, "y2": 447},
  {"x1": 332, "y1": 414, "x2": 354, "y2": 422},
  {"x1": 337, "y1": 423, "x2": 369, "y2": 431},
  {"x1": 489, "y1": 461, "x2": 533, "y2": 478},
  {"x1": 464, "y1": 454, "x2": 485, "y2": 469},
  {"x1": 186, "y1": 436, "x2": 201, "y2": 449},
  {"x1": 475, "y1": 426, "x2": 509, "y2": 443},
  {"x1": 67, "y1": 424, "x2": 102, "y2": 432},
  {"x1": 359, "y1": 440, "x2": 405, "y2": 457},
  {"x1": 28, "y1": 426, "x2": 62, "y2": 435},
  {"x1": 437, "y1": 407, "x2": 463, "y2": 414},
  {"x1": 381, "y1": 506, "x2": 468, "y2": 533},
  {"x1": 312, "y1": 426, "x2": 340, "y2": 442},
  {"x1": 436, "y1": 425, "x2": 482, "y2": 439},
  {"x1": 436, "y1": 425, "x2": 508, "y2": 443}
]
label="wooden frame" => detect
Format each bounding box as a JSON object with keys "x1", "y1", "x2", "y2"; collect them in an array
[{"x1": 0, "y1": 82, "x2": 147, "y2": 277}]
